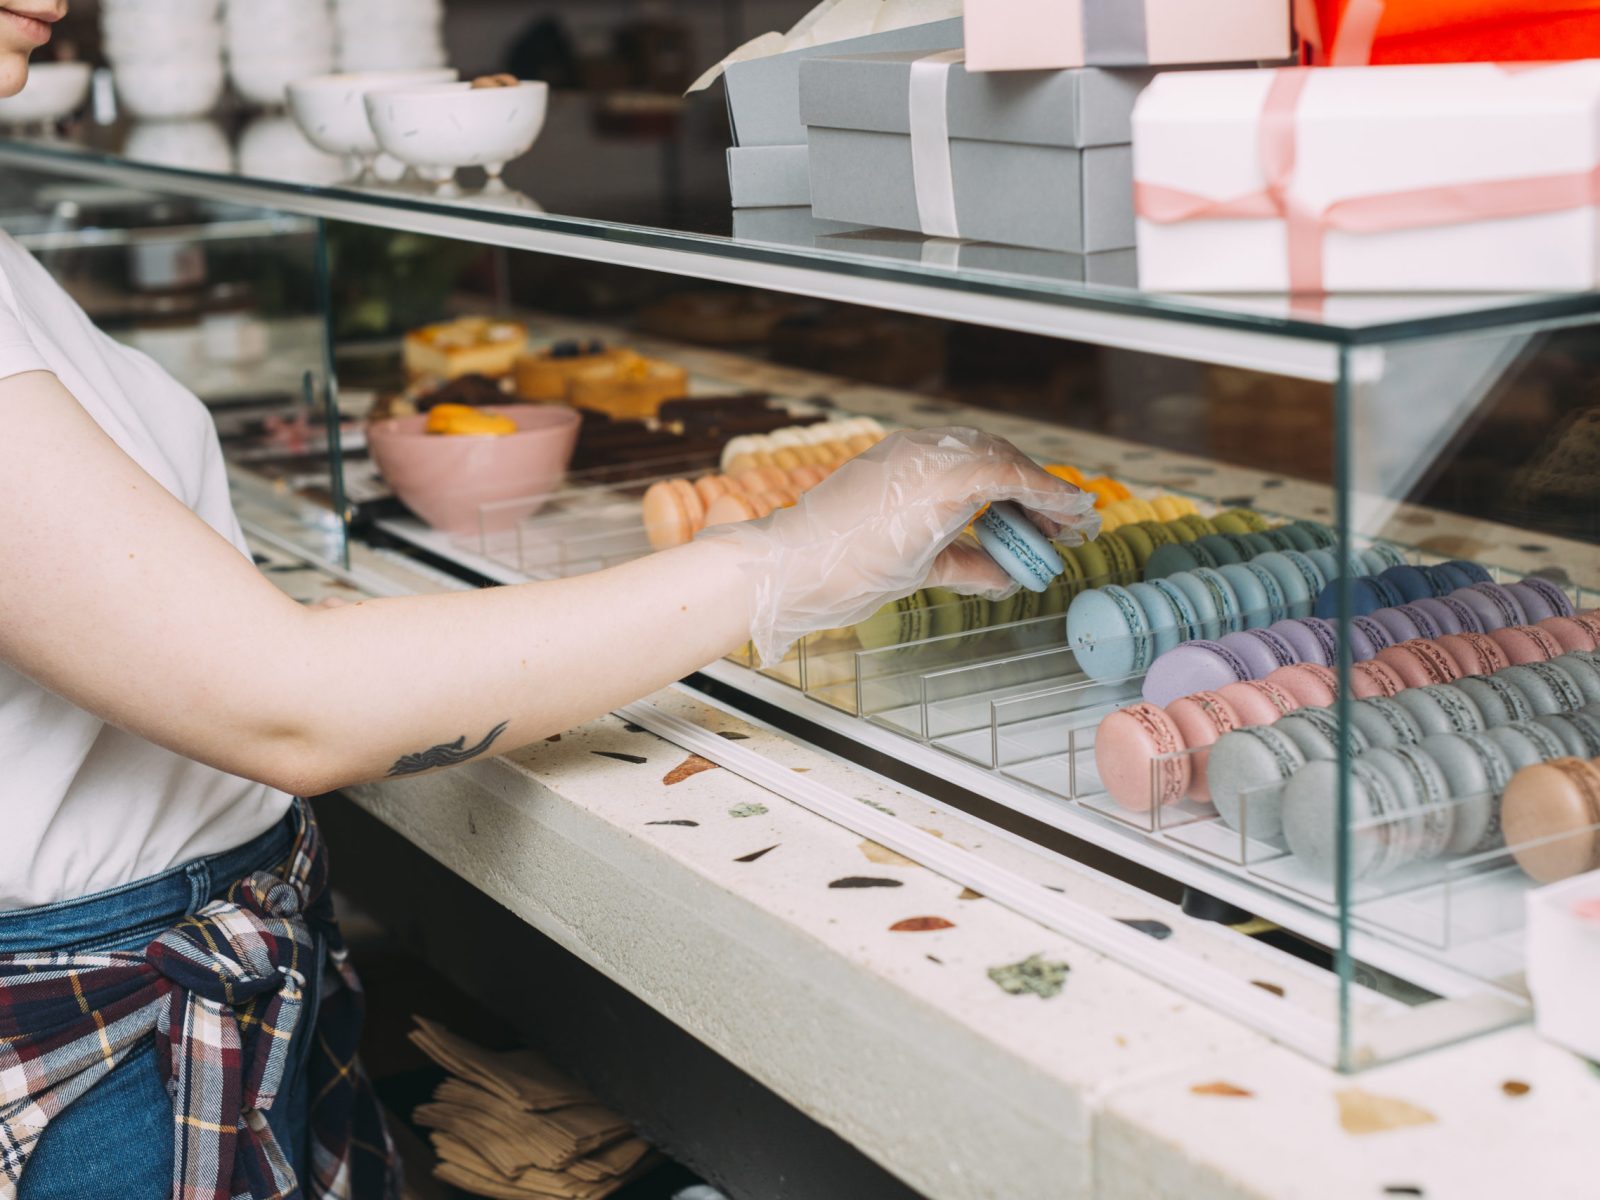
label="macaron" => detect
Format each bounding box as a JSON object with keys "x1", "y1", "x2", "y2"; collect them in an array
[
  {"x1": 1254, "y1": 552, "x2": 1322, "y2": 620},
  {"x1": 856, "y1": 592, "x2": 929, "y2": 650},
  {"x1": 1151, "y1": 495, "x2": 1189, "y2": 522},
  {"x1": 1211, "y1": 511, "x2": 1255, "y2": 535},
  {"x1": 924, "y1": 587, "x2": 991, "y2": 639},
  {"x1": 1070, "y1": 538, "x2": 1114, "y2": 588},
  {"x1": 694, "y1": 474, "x2": 734, "y2": 508},
  {"x1": 1404, "y1": 597, "x2": 1462, "y2": 637},
  {"x1": 1039, "y1": 549, "x2": 1088, "y2": 616},
  {"x1": 1218, "y1": 629, "x2": 1300, "y2": 678},
  {"x1": 1176, "y1": 514, "x2": 1218, "y2": 539},
  {"x1": 1129, "y1": 580, "x2": 1201, "y2": 658},
  {"x1": 1268, "y1": 663, "x2": 1338, "y2": 708},
  {"x1": 1369, "y1": 607, "x2": 1425, "y2": 645},
  {"x1": 1169, "y1": 570, "x2": 1224, "y2": 641},
  {"x1": 1165, "y1": 690, "x2": 1242, "y2": 802},
  {"x1": 1436, "y1": 631, "x2": 1511, "y2": 677},
  {"x1": 1349, "y1": 659, "x2": 1407, "y2": 699},
  {"x1": 1313, "y1": 575, "x2": 1403, "y2": 620},
  {"x1": 1499, "y1": 662, "x2": 1585, "y2": 715},
  {"x1": 1145, "y1": 542, "x2": 1208, "y2": 579},
  {"x1": 1260, "y1": 528, "x2": 1300, "y2": 552},
  {"x1": 1391, "y1": 683, "x2": 1485, "y2": 737},
  {"x1": 1347, "y1": 615, "x2": 1392, "y2": 660},
  {"x1": 1451, "y1": 561, "x2": 1495, "y2": 584},
  {"x1": 1535, "y1": 712, "x2": 1600, "y2": 759},
  {"x1": 1364, "y1": 542, "x2": 1408, "y2": 570},
  {"x1": 1449, "y1": 586, "x2": 1513, "y2": 633},
  {"x1": 1375, "y1": 640, "x2": 1460, "y2": 688},
  {"x1": 1430, "y1": 594, "x2": 1487, "y2": 635},
  {"x1": 1497, "y1": 718, "x2": 1571, "y2": 762},
  {"x1": 1538, "y1": 616, "x2": 1599, "y2": 654},
  {"x1": 975, "y1": 502, "x2": 1065, "y2": 594},
  {"x1": 1068, "y1": 585, "x2": 1155, "y2": 682},
  {"x1": 1553, "y1": 653, "x2": 1600, "y2": 704},
  {"x1": 1426, "y1": 561, "x2": 1477, "y2": 591},
  {"x1": 1365, "y1": 743, "x2": 1455, "y2": 865},
  {"x1": 1295, "y1": 521, "x2": 1336, "y2": 550},
  {"x1": 1421, "y1": 731, "x2": 1512, "y2": 854},
  {"x1": 1191, "y1": 568, "x2": 1245, "y2": 635},
  {"x1": 1095, "y1": 702, "x2": 1190, "y2": 813},
  {"x1": 1275, "y1": 705, "x2": 1370, "y2": 763},
  {"x1": 1270, "y1": 618, "x2": 1337, "y2": 668},
  {"x1": 1219, "y1": 562, "x2": 1287, "y2": 629},
  {"x1": 1466, "y1": 583, "x2": 1528, "y2": 628},
  {"x1": 704, "y1": 490, "x2": 761, "y2": 528},
  {"x1": 1489, "y1": 624, "x2": 1562, "y2": 666},
  {"x1": 1304, "y1": 549, "x2": 1342, "y2": 585},
  {"x1": 1141, "y1": 640, "x2": 1252, "y2": 708},
  {"x1": 1195, "y1": 534, "x2": 1245, "y2": 566},
  {"x1": 1515, "y1": 576, "x2": 1576, "y2": 620},
  {"x1": 1378, "y1": 565, "x2": 1439, "y2": 603},
  {"x1": 1098, "y1": 531, "x2": 1139, "y2": 584},
  {"x1": 1208, "y1": 724, "x2": 1308, "y2": 839},
  {"x1": 1276, "y1": 524, "x2": 1321, "y2": 553},
  {"x1": 1571, "y1": 611, "x2": 1600, "y2": 643},
  {"x1": 1238, "y1": 532, "x2": 1278, "y2": 559},
  {"x1": 1117, "y1": 523, "x2": 1157, "y2": 570},
  {"x1": 1351, "y1": 697, "x2": 1424, "y2": 749},
  {"x1": 1502, "y1": 758, "x2": 1600, "y2": 883},
  {"x1": 642, "y1": 478, "x2": 707, "y2": 548},
  {"x1": 1455, "y1": 674, "x2": 1535, "y2": 726},
  {"x1": 1216, "y1": 679, "x2": 1299, "y2": 726},
  {"x1": 1281, "y1": 757, "x2": 1395, "y2": 881}
]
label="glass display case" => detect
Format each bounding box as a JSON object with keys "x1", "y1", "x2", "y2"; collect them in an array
[{"x1": 5, "y1": 117, "x2": 1598, "y2": 1074}]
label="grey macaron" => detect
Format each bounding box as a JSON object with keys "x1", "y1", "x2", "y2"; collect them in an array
[{"x1": 1208, "y1": 724, "x2": 1308, "y2": 841}]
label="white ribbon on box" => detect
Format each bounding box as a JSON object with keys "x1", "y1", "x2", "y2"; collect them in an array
[{"x1": 908, "y1": 48, "x2": 965, "y2": 239}]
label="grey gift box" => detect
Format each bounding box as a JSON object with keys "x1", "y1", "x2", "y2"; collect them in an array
[
  {"x1": 816, "y1": 229, "x2": 1139, "y2": 285},
  {"x1": 727, "y1": 145, "x2": 811, "y2": 208},
  {"x1": 800, "y1": 51, "x2": 1158, "y2": 253}
]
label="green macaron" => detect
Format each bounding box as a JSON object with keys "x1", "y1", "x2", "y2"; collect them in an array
[
  {"x1": 1098, "y1": 531, "x2": 1138, "y2": 583},
  {"x1": 1072, "y1": 538, "x2": 1115, "y2": 588},
  {"x1": 856, "y1": 592, "x2": 929, "y2": 650},
  {"x1": 924, "y1": 587, "x2": 989, "y2": 639},
  {"x1": 1116, "y1": 524, "x2": 1157, "y2": 570}
]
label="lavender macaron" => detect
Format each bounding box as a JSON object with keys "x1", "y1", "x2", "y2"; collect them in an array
[
  {"x1": 1508, "y1": 577, "x2": 1575, "y2": 622},
  {"x1": 1141, "y1": 639, "x2": 1253, "y2": 707},
  {"x1": 1270, "y1": 618, "x2": 1338, "y2": 668}
]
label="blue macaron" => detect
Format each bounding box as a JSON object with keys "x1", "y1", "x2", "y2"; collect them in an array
[
  {"x1": 975, "y1": 502, "x2": 1064, "y2": 594},
  {"x1": 1379, "y1": 564, "x2": 1440, "y2": 603},
  {"x1": 1067, "y1": 584, "x2": 1155, "y2": 682}
]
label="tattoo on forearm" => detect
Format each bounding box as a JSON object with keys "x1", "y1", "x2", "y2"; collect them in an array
[{"x1": 387, "y1": 721, "x2": 510, "y2": 776}]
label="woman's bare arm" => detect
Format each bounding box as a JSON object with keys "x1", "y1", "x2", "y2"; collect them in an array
[{"x1": 0, "y1": 370, "x2": 755, "y2": 794}]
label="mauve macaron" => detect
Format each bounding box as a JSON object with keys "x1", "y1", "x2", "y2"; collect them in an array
[
  {"x1": 1376, "y1": 640, "x2": 1460, "y2": 688},
  {"x1": 1436, "y1": 631, "x2": 1510, "y2": 677},
  {"x1": 1095, "y1": 702, "x2": 1191, "y2": 812},
  {"x1": 1267, "y1": 663, "x2": 1338, "y2": 707},
  {"x1": 1349, "y1": 615, "x2": 1393, "y2": 658},
  {"x1": 1489, "y1": 624, "x2": 1562, "y2": 666},
  {"x1": 1431, "y1": 594, "x2": 1487, "y2": 635},
  {"x1": 1369, "y1": 606, "x2": 1426, "y2": 644},
  {"x1": 1216, "y1": 679, "x2": 1300, "y2": 726},
  {"x1": 1450, "y1": 586, "x2": 1515, "y2": 632},
  {"x1": 1510, "y1": 576, "x2": 1575, "y2": 621},
  {"x1": 1539, "y1": 616, "x2": 1599, "y2": 653},
  {"x1": 1350, "y1": 659, "x2": 1406, "y2": 698},
  {"x1": 1218, "y1": 629, "x2": 1299, "y2": 678},
  {"x1": 1141, "y1": 640, "x2": 1252, "y2": 708},
  {"x1": 1379, "y1": 565, "x2": 1440, "y2": 603},
  {"x1": 1270, "y1": 618, "x2": 1336, "y2": 668},
  {"x1": 1467, "y1": 582, "x2": 1529, "y2": 628},
  {"x1": 1166, "y1": 690, "x2": 1242, "y2": 802},
  {"x1": 1403, "y1": 597, "x2": 1462, "y2": 636}
]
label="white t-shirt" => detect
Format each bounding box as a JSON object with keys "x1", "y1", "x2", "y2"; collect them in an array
[{"x1": 0, "y1": 232, "x2": 291, "y2": 910}]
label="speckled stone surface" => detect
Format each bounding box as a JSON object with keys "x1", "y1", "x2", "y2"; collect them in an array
[{"x1": 252, "y1": 531, "x2": 1600, "y2": 1200}]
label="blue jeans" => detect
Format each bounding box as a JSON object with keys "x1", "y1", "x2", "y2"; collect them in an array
[{"x1": 0, "y1": 811, "x2": 323, "y2": 1200}]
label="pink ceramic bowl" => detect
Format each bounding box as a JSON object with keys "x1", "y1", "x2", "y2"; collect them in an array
[{"x1": 367, "y1": 404, "x2": 580, "y2": 534}]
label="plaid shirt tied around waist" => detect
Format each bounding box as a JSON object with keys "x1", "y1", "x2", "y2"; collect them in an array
[{"x1": 0, "y1": 801, "x2": 399, "y2": 1200}]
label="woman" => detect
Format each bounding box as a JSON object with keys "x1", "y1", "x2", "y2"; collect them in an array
[{"x1": 0, "y1": 4, "x2": 1093, "y2": 1198}]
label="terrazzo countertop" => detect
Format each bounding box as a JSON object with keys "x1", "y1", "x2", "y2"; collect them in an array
[{"x1": 252, "y1": 532, "x2": 1600, "y2": 1200}]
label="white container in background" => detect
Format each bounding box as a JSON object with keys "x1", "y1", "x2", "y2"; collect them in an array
[{"x1": 1528, "y1": 869, "x2": 1600, "y2": 1062}]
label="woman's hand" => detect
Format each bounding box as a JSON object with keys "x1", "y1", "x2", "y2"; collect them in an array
[{"x1": 698, "y1": 426, "x2": 1098, "y2": 665}]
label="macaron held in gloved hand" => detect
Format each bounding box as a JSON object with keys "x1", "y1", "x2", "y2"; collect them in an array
[{"x1": 695, "y1": 426, "x2": 1099, "y2": 667}]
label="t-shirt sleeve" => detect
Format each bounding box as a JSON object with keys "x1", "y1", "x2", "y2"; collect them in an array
[{"x1": 0, "y1": 278, "x2": 48, "y2": 384}]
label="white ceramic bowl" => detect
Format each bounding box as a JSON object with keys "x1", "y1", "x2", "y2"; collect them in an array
[
  {"x1": 100, "y1": 0, "x2": 219, "y2": 18},
  {"x1": 229, "y1": 52, "x2": 335, "y2": 108},
  {"x1": 0, "y1": 62, "x2": 92, "y2": 125},
  {"x1": 125, "y1": 118, "x2": 233, "y2": 171},
  {"x1": 114, "y1": 59, "x2": 225, "y2": 119},
  {"x1": 286, "y1": 68, "x2": 456, "y2": 159},
  {"x1": 366, "y1": 81, "x2": 548, "y2": 183},
  {"x1": 238, "y1": 113, "x2": 346, "y2": 183}
]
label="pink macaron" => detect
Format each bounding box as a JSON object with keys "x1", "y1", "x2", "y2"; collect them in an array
[
  {"x1": 1165, "y1": 690, "x2": 1242, "y2": 803},
  {"x1": 1436, "y1": 631, "x2": 1510, "y2": 677},
  {"x1": 1095, "y1": 703, "x2": 1191, "y2": 813},
  {"x1": 1349, "y1": 658, "x2": 1406, "y2": 699},
  {"x1": 1267, "y1": 662, "x2": 1338, "y2": 708},
  {"x1": 1539, "y1": 616, "x2": 1600, "y2": 654},
  {"x1": 1375, "y1": 639, "x2": 1459, "y2": 688},
  {"x1": 1489, "y1": 624, "x2": 1562, "y2": 665},
  {"x1": 1216, "y1": 679, "x2": 1300, "y2": 726}
]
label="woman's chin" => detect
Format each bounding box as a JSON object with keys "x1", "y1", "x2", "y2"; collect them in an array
[{"x1": 0, "y1": 54, "x2": 30, "y2": 100}]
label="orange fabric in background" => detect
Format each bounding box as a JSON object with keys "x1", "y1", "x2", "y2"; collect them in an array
[{"x1": 1301, "y1": 0, "x2": 1600, "y2": 63}]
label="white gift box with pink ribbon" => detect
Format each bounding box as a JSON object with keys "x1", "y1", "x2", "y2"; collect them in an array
[
  {"x1": 1132, "y1": 61, "x2": 1600, "y2": 294},
  {"x1": 1528, "y1": 870, "x2": 1600, "y2": 1061},
  {"x1": 964, "y1": 0, "x2": 1291, "y2": 73}
]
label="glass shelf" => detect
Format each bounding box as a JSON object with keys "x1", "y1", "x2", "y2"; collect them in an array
[{"x1": 7, "y1": 124, "x2": 1600, "y2": 383}]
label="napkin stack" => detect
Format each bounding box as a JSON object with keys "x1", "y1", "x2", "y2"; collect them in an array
[{"x1": 409, "y1": 1016, "x2": 655, "y2": 1200}]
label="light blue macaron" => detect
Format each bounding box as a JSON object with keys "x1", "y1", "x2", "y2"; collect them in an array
[
  {"x1": 975, "y1": 502, "x2": 1064, "y2": 594},
  {"x1": 1129, "y1": 580, "x2": 1200, "y2": 658},
  {"x1": 1218, "y1": 562, "x2": 1286, "y2": 630},
  {"x1": 1067, "y1": 584, "x2": 1154, "y2": 682}
]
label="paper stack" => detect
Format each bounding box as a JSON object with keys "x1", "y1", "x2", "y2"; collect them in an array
[{"x1": 409, "y1": 1016, "x2": 656, "y2": 1200}]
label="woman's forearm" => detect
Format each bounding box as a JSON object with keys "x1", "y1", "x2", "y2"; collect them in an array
[{"x1": 277, "y1": 537, "x2": 754, "y2": 791}]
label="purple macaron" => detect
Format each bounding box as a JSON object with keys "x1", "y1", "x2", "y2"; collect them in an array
[
  {"x1": 1141, "y1": 639, "x2": 1253, "y2": 707},
  {"x1": 1393, "y1": 602, "x2": 1445, "y2": 640},
  {"x1": 1270, "y1": 618, "x2": 1338, "y2": 668},
  {"x1": 1369, "y1": 606, "x2": 1425, "y2": 644},
  {"x1": 1218, "y1": 629, "x2": 1301, "y2": 678},
  {"x1": 1509, "y1": 577, "x2": 1575, "y2": 621},
  {"x1": 1348, "y1": 615, "x2": 1393, "y2": 658},
  {"x1": 1464, "y1": 582, "x2": 1528, "y2": 629},
  {"x1": 1411, "y1": 596, "x2": 1474, "y2": 636}
]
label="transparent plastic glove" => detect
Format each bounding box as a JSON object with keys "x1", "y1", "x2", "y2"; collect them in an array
[{"x1": 697, "y1": 426, "x2": 1100, "y2": 667}]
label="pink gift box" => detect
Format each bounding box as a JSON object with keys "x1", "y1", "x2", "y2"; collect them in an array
[{"x1": 964, "y1": 0, "x2": 1292, "y2": 72}]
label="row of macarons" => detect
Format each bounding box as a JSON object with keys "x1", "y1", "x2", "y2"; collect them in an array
[
  {"x1": 641, "y1": 464, "x2": 837, "y2": 549},
  {"x1": 1139, "y1": 584, "x2": 1585, "y2": 709},
  {"x1": 1139, "y1": 519, "x2": 1405, "y2": 582},
  {"x1": 1098, "y1": 647, "x2": 1600, "y2": 884},
  {"x1": 719, "y1": 417, "x2": 886, "y2": 474}
]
